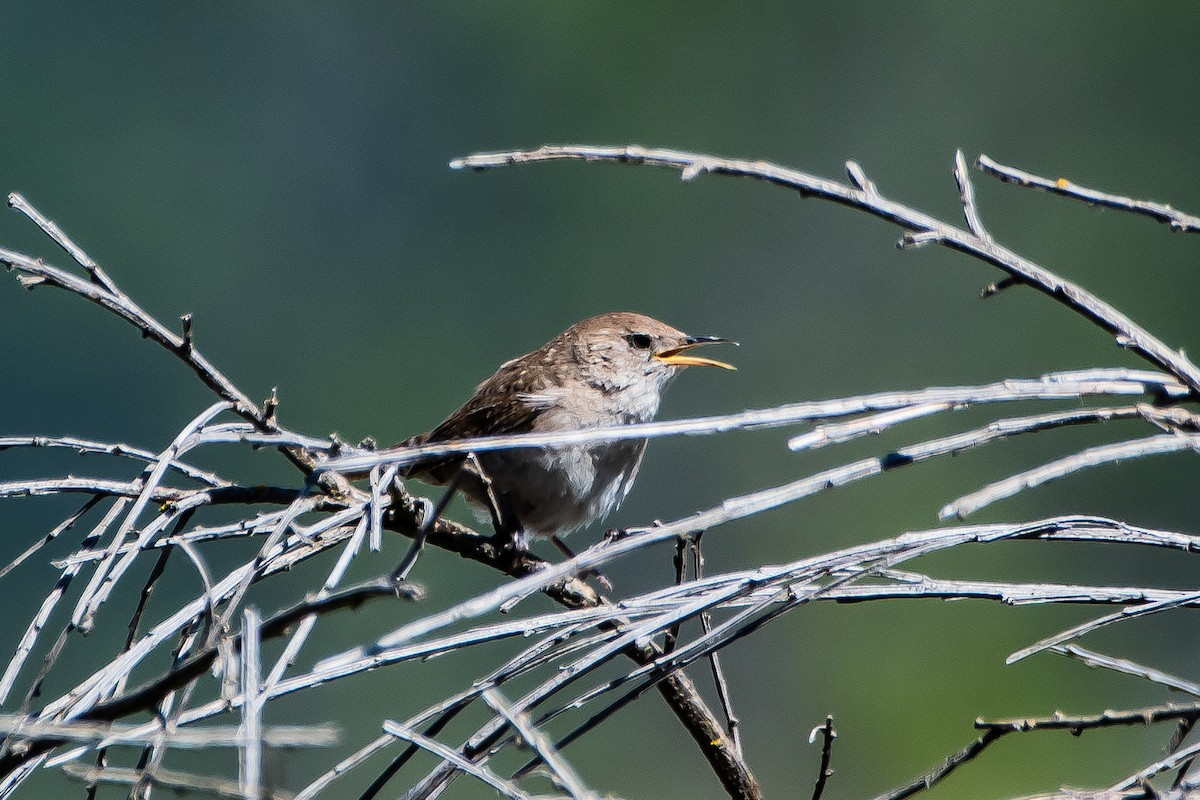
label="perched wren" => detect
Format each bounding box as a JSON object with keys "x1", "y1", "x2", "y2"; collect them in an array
[{"x1": 400, "y1": 312, "x2": 736, "y2": 551}]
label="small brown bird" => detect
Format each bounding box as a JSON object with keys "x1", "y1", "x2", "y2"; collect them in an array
[{"x1": 401, "y1": 312, "x2": 736, "y2": 551}]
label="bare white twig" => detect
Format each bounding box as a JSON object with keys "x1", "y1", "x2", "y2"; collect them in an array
[
  {"x1": 0, "y1": 477, "x2": 168, "y2": 500},
  {"x1": 787, "y1": 403, "x2": 951, "y2": 450},
  {"x1": 0, "y1": 716, "x2": 334, "y2": 749},
  {"x1": 821, "y1": 571, "x2": 1200, "y2": 609},
  {"x1": 977, "y1": 154, "x2": 1200, "y2": 233},
  {"x1": 482, "y1": 688, "x2": 596, "y2": 800},
  {"x1": 1048, "y1": 645, "x2": 1200, "y2": 696},
  {"x1": 954, "y1": 149, "x2": 991, "y2": 241},
  {"x1": 321, "y1": 370, "x2": 1188, "y2": 475},
  {"x1": 259, "y1": 516, "x2": 370, "y2": 700},
  {"x1": 239, "y1": 608, "x2": 263, "y2": 800},
  {"x1": 943, "y1": 433, "x2": 1200, "y2": 519},
  {"x1": 0, "y1": 435, "x2": 227, "y2": 486},
  {"x1": 380, "y1": 720, "x2": 534, "y2": 800},
  {"x1": 368, "y1": 464, "x2": 398, "y2": 553},
  {"x1": 797, "y1": 404, "x2": 1152, "y2": 457},
  {"x1": 7, "y1": 192, "x2": 119, "y2": 293},
  {"x1": 3, "y1": 150, "x2": 1199, "y2": 800},
  {"x1": 450, "y1": 145, "x2": 1200, "y2": 395},
  {"x1": 0, "y1": 499, "x2": 128, "y2": 704},
  {"x1": 1008, "y1": 589, "x2": 1200, "y2": 665},
  {"x1": 71, "y1": 402, "x2": 232, "y2": 632},
  {"x1": 61, "y1": 762, "x2": 295, "y2": 800}
]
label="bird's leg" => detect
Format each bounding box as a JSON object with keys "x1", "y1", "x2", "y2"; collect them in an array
[
  {"x1": 464, "y1": 452, "x2": 504, "y2": 526},
  {"x1": 549, "y1": 534, "x2": 575, "y2": 559},
  {"x1": 465, "y1": 453, "x2": 529, "y2": 555},
  {"x1": 462, "y1": 454, "x2": 606, "y2": 588},
  {"x1": 511, "y1": 528, "x2": 531, "y2": 554},
  {"x1": 550, "y1": 535, "x2": 613, "y2": 593}
]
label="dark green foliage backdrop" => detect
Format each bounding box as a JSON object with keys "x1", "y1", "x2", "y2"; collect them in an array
[{"x1": 2, "y1": 4, "x2": 1199, "y2": 798}]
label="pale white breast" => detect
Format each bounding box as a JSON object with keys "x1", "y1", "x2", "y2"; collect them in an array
[{"x1": 471, "y1": 384, "x2": 659, "y2": 538}]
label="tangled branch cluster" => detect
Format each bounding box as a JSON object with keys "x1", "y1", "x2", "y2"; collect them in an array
[{"x1": 0, "y1": 147, "x2": 1198, "y2": 800}]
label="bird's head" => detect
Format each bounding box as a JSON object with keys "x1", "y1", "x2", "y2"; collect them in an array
[{"x1": 564, "y1": 312, "x2": 737, "y2": 396}]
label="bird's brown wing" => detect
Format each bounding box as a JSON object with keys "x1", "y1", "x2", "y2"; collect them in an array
[{"x1": 399, "y1": 357, "x2": 553, "y2": 484}]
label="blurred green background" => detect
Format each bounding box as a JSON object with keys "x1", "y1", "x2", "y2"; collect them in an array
[{"x1": 2, "y1": 3, "x2": 1200, "y2": 798}]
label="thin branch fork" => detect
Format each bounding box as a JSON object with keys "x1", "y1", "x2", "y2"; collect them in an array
[
  {"x1": 450, "y1": 145, "x2": 1200, "y2": 396},
  {"x1": 1049, "y1": 645, "x2": 1200, "y2": 697},
  {"x1": 3, "y1": 152, "x2": 1200, "y2": 800},
  {"x1": 265, "y1": 517, "x2": 1200, "y2": 715},
  {"x1": 0, "y1": 237, "x2": 258, "y2": 426},
  {"x1": 0, "y1": 189, "x2": 751, "y2": 800},
  {"x1": 283, "y1": 516, "x2": 1200, "y2": 798},
  {"x1": 0, "y1": 188, "x2": 612, "y2": 778},
  {"x1": 0, "y1": 194, "x2": 350, "y2": 487},
  {"x1": 0, "y1": 434, "x2": 739, "y2": 791}
]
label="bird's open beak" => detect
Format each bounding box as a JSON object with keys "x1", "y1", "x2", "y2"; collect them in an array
[{"x1": 654, "y1": 335, "x2": 738, "y2": 370}]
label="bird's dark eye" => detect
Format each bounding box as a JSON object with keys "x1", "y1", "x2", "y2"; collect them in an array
[{"x1": 626, "y1": 332, "x2": 653, "y2": 350}]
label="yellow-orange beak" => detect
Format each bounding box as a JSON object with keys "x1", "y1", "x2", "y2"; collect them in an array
[{"x1": 653, "y1": 335, "x2": 738, "y2": 371}]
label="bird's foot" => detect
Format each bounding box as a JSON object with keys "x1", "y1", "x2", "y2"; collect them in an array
[
  {"x1": 581, "y1": 568, "x2": 613, "y2": 593},
  {"x1": 481, "y1": 527, "x2": 532, "y2": 571}
]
